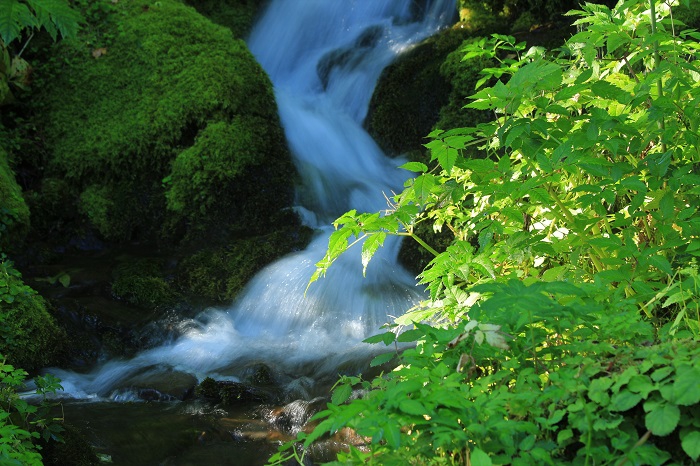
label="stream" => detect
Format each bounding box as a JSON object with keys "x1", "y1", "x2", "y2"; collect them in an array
[{"x1": 40, "y1": 2, "x2": 456, "y2": 464}]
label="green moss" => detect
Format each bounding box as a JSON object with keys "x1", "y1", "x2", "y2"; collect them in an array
[
  {"x1": 177, "y1": 223, "x2": 313, "y2": 303},
  {"x1": 111, "y1": 258, "x2": 179, "y2": 309},
  {"x1": 165, "y1": 116, "x2": 291, "y2": 237},
  {"x1": 186, "y1": 0, "x2": 265, "y2": 39},
  {"x1": 0, "y1": 147, "x2": 30, "y2": 251},
  {"x1": 0, "y1": 263, "x2": 64, "y2": 372},
  {"x1": 366, "y1": 29, "x2": 469, "y2": 157},
  {"x1": 31, "y1": 0, "x2": 294, "y2": 244}
]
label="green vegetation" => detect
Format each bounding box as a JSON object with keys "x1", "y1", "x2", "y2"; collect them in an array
[
  {"x1": 0, "y1": 147, "x2": 30, "y2": 252},
  {"x1": 111, "y1": 258, "x2": 179, "y2": 309},
  {"x1": 0, "y1": 258, "x2": 65, "y2": 372},
  {"x1": 177, "y1": 223, "x2": 313, "y2": 303},
  {"x1": 0, "y1": 359, "x2": 66, "y2": 465},
  {"x1": 30, "y1": 0, "x2": 294, "y2": 244},
  {"x1": 272, "y1": 0, "x2": 700, "y2": 464}
]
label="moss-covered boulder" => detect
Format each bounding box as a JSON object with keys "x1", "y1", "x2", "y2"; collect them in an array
[
  {"x1": 365, "y1": 29, "x2": 468, "y2": 157},
  {"x1": 0, "y1": 146, "x2": 30, "y2": 252},
  {"x1": 177, "y1": 221, "x2": 313, "y2": 303},
  {"x1": 0, "y1": 261, "x2": 65, "y2": 372},
  {"x1": 111, "y1": 258, "x2": 179, "y2": 309},
  {"x1": 30, "y1": 0, "x2": 295, "y2": 245},
  {"x1": 186, "y1": 0, "x2": 266, "y2": 39}
]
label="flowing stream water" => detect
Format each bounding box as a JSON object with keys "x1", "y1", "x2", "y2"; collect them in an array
[{"x1": 45, "y1": 1, "x2": 456, "y2": 463}]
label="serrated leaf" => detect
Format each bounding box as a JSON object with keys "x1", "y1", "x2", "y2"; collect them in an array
[
  {"x1": 400, "y1": 161, "x2": 428, "y2": 173},
  {"x1": 363, "y1": 332, "x2": 395, "y2": 346},
  {"x1": 0, "y1": 0, "x2": 34, "y2": 45},
  {"x1": 413, "y1": 174, "x2": 436, "y2": 205},
  {"x1": 646, "y1": 403, "x2": 680, "y2": 436},
  {"x1": 27, "y1": 0, "x2": 81, "y2": 40},
  {"x1": 438, "y1": 147, "x2": 458, "y2": 173},
  {"x1": 361, "y1": 232, "x2": 386, "y2": 276},
  {"x1": 397, "y1": 328, "x2": 424, "y2": 343},
  {"x1": 331, "y1": 383, "x2": 352, "y2": 405},
  {"x1": 370, "y1": 352, "x2": 395, "y2": 367}
]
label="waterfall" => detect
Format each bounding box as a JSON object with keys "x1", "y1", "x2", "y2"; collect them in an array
[{"x1": 50, "y1": 0, "x2": 456, "y2": 398}]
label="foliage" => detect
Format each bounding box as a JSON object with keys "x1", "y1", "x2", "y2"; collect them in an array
[
  {"x1": 272, "y1": 0, "x2": 700, "y2": 464},
  {"x1": 0, "y1": 0, "x2": 82, "y2": 104},
  {"x1": 0, "y1": 357, "x2": 64, "y2": 465},
  {"x1": 0, "y1": 257, "x2": 65, "y2": 371},
  {"x1": 366, "y1": 28, "x2": 468, "y2": 157},
  {"x1": 0, "y1": 147, "x2": 30, "y2": 251}
]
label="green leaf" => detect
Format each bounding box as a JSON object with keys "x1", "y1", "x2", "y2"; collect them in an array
[
  {"x1": 681, "y1": 430, "x2": 700, "y2": 461},
  {"x1": 673, "y1": 366, "x2": 700, "y2": 406},
  {"x1": 27, "y1": 0, "x2": 82, "y2": 40},
  {"x1": 610, "y1": 390, "x2": 643, "y2": 412},
  {"x1": 370, "y1": 352, "x2": 395, "y2": 367},
  {"x1": 399, "y1": 399, "x2": 426, "y2": 416},
  {"x1": 382, "y1": 422, "x2": 401, "y2": 448},
  {"x1": 470, "y1": 447, "x2": 492, "y2": 466},
  {"x1": 363, "y1": 332, "x2": 395, "y2": 346},
  {"x1": 0, "y1": 0, "x2": 35, "y2": 45},
  {"x1": 646, "y1": 402, "x2": 680, "y2": 436},
  {"x1": 400, "y1": 161, "x2": 428, "y2": 173},
  {"x1": 331, "y1": 383, "x2": 352, "y2": 405},
  {"x1": 413, "y1": 174, "x2": 436, "y2": 206},
  {"x1": 396, "y1": 328, "x2": 424, "y2": 343},
  {"x1": 361, "y1": 232, "x2": 386, "y2": 276}
]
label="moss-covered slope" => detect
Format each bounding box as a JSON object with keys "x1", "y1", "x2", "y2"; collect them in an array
[
  {"x1": 30, "y1": 0, "x2": 295, "y2": 245},
  {"x1": 0, "y1": 146, "x2": 30, "y2": 251}
]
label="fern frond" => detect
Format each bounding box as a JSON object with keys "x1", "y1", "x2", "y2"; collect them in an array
[
  {"x1": 27, "y1": 0, "x2": 81, "y2": 41},
  {"x1": 0, "y1": 0, "x2": 37, "y2": 45}
]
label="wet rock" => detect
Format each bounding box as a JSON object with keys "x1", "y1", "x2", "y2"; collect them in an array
[{"x1": 196, "y1": 377, "x2": 272, "y2": 405}]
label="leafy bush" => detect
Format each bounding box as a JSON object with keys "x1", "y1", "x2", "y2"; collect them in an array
[
  {"x1": 0, "y1": 257, "x2": 65, "y2": 371},
  {"x1": 0, "y1": 147, "x2": 30, "y2": 251},
  {"x1": 271, "y1": 0, "x2": 700, "y2": 464},
  {"x1": 0, "y1": 359, "x2": 65, "y2": 465}
]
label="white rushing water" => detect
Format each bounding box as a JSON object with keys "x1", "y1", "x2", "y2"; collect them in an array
[{"x1": 51, "y1": 0, "x2": 456, "y2": 399}]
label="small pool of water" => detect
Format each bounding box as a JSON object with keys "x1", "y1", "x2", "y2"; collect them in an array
[{"x1": 61, "y1": 400, "x2": 280, "y2": 466}]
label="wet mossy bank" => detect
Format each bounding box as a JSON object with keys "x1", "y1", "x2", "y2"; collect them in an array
[{"x1": 0, "y1": 0, "x2": 311, "y2": 373}]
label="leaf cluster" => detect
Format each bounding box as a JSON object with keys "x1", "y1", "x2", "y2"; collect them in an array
[{"x1": 279, "y1": 0, "x2": 700, "y2": 464}]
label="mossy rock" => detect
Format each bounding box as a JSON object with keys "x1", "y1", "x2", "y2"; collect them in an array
[
  {"x1": 0, "y1": 146, "x2": 30, "y2": 251},
  {"x1": 177, "y1": 221, "x2": 313, "y2": 303},
  {"x1": 30, "y1": 0, "x2": 295, "y2": 245},
  {"x1": 111, "y1": 258, "x2": 179, "y2": 309},
  {"x1": 365, "y1": 28, "x2": 469, "y2": 157},
  {"x1": 0, "y1": 264, "x2": 65, "y2": 372},
  {"x1": 185, "y1": 0, "x2": 266, "y2": 39},
  {"x1": 195, "y1": 376, "x2": 271, "y2": 404}
]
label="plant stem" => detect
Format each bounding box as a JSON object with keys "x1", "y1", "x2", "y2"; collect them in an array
[
  {"x1": 649, "y1": 0, "x2": 667, "y2": 152},
  {"x1": 400, "y1": 232, "x2": 440, "y2": 257}
]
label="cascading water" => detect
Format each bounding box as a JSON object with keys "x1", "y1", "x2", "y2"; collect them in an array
[{"x1": 51, "y1": 0, "x2": 455, "y2": 402}]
